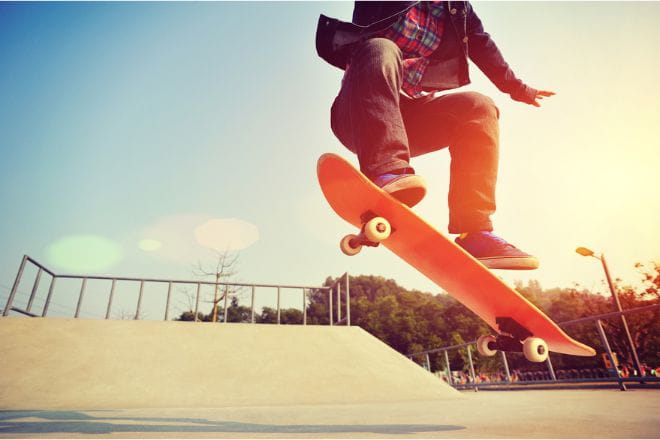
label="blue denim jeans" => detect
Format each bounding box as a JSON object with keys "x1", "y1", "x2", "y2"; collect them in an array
[{"x1": 330, "y1": 38, "x2": 500, "y2": 233}]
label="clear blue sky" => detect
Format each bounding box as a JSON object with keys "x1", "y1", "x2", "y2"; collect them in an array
[{"x1": 1, "y1": 2, "x2": 659, "y2": 319}]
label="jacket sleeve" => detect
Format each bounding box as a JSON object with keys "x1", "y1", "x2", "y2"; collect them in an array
[{"x1": 465, "y1": 3, "x2": 537, "y2": 104}]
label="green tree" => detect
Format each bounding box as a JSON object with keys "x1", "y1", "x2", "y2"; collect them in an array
[
  {"x1": 310, "y1": 265, "x2": 659, "y2": 375},
  {"x1": 256, "y1": 307, "x2": 303, "y2": 325},
  {"x1": 177, "y1": 262, "x2": 659, "y2": 377},
  {"x1": 601, "y1": 262, "x2": 660, "y2": 368}
]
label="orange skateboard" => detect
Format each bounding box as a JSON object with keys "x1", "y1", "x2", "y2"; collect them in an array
[{"x1": 318, "y1": 153, "x2": 596, "y2": 362}]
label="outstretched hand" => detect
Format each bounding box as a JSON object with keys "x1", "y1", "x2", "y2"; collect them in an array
[{"x1": 531, "y1": 90, "x2": 555, "y2": 107}]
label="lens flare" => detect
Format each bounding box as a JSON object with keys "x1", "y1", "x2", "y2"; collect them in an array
[
  {"x1": 194, "y1": 218, "x2": 259, "y2": 251},
  {"x1": 45, "y1": 235, "x2": 123, "y2": 273},
  {"x1": 138, "y1": 239, "x2": 162, "y2": 252}
]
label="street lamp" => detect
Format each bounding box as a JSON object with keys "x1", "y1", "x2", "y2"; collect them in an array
[
  {"x1": 576, "y1": 246, "x2": 644, "y2": 376},
  {"x1": 576, "y1": 247, "x2": 595, "y2": 257}
]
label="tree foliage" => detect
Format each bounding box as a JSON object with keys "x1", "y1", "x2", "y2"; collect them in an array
[
  {"x1": 174, "y1": 262, "x2": 659, "y2": 375},
  {"x1": 315, "y1": 263, "x2": 659, "y2": 373}
]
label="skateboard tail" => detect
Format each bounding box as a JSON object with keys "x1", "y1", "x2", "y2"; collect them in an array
[{"x1": 383, "y1": 237, "x2": 596, "y2": 358}]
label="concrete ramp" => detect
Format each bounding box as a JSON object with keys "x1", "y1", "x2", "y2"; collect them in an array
[{"x1": 0, "y1": 318, "x2": 460, "y2": 409}]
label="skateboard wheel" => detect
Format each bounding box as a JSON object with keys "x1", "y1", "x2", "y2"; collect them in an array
[
  {"x1": 340, "y1": 234, "x2": 362, "y2": 256},
  {"x1": 476, "y1": 335, "x2": 498, "y2": 357},
  {"x1": 363, "y1": 217, "x2": 391, "y2": 242},
  {"x1": 522, "y1": 337, "x2": 549, "y2": 363}
]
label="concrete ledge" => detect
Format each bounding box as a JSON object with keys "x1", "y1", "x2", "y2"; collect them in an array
[{"x1": 0, "y1": 317, "x2": 460, "y2": 410}]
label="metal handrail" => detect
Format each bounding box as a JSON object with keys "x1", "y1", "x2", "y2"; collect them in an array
[
  {"x1": 11, "y1": 256, "x2": 327, "y2": 289},
  {"x1": 560, "y1": 303, "x2": 660, "y2": 326},
  {"x1": 327, "y1": 272, "x2": 351, "y2": 326},
  {"x1": 408, "y1": 302, "x2": 659, "y2": 391},
  {"x1": 408, "y1": 303, "x2": 660, "y2": 358},
  {"x1": 2, "y1": 255, "x2": 350, "y2": 326}
]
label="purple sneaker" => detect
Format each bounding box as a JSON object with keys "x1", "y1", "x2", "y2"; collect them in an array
[
  {"x1": 373, "y1": 172, "x2": 427, "y2": 207},
  {"x1": 455, "y1": 231, "x2": 539, "y2": 270}
]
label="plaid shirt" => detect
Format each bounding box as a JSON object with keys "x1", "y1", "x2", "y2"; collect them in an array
[{"x1": 382, "y1": 1, "x2": 446, "y2": 98}]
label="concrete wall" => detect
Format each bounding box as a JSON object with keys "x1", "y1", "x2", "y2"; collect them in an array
[{"x1": 0, "y1": 318, "x2": 460, "y2": 409}]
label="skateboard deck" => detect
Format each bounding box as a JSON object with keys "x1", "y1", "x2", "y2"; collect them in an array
[{"x1": 318, "y1": 153, "x2": 596, "y2": 360}]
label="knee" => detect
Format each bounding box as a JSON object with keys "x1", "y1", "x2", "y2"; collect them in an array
[
  {"x1": 351, "y1": 38, "x2": 402, "y2": 69},
  {"x1": 451, "y1": 92, "x2": 500, "y2": 148},
  {"x1": 462, "y1": 92, "x2": 500, "y2": 121}
]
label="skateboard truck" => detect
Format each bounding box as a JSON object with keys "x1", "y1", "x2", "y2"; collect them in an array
[
  {"x1": 476, "y1": 317, "x2": 549, "y2": 363},
  {"x1": 496, "y1": 317, "x2": 533, "y2": 340},
  {"x1": 340, "y1": 212, "x2": 393, "y2": 256}
]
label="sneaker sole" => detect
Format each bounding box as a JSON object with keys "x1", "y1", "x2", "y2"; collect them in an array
[
  {"x1": 479, "y1": 256, "x2": 540, "y2": 271},
  {"x1": 381, "y1": 175, "x2": 427, "y2": 208}
]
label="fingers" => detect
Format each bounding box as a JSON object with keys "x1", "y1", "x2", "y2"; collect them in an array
[{"x1": 532, "y1": 90, "x2": 555, "y2": 107}]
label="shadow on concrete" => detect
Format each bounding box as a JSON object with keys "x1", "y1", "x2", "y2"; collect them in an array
[{"x1": 0, "y1": 410, "x2": 465, "y2": 436}]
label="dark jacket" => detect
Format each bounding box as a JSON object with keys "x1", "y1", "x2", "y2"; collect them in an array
[{"x1": 316, "y1": 1, "x2": 536, "y2": 103}]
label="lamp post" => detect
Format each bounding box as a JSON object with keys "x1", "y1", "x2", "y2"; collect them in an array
[{"x1": 576, "y1": 247, "x2": 644, "y2": 377}]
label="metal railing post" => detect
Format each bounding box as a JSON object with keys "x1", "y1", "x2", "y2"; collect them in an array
[
  {"x1": 26, "y1": 268, "x2": 43, "y2": 314},
  {"x1": 3, "y1": 255, "x2": 28, "y2": 316},
  {"x1": 164, "y1": 282, "x2": 172, "y2": 321},
  {"x1": 194, "y1": 283, "x2": 201, "y2": 322},
  {"x1": 277, "y1": 287, "x2": 281, "y2": 324},
  {"x1": 345, "y1": 273, "x2": 350, "y2": 326},
  {"x1": 596, "y1": 319, "x2": 626, "y2": 391},
  {"x1": 444, "y1": 350, "x2": 453, "y2": 386},
  {"x1": 74, "y1": 278, "x2": 87, "y2": 318},
  {"x1": 223, "y1": 285, "x2": 229, "y2": 323},
  {"x1": 302, "y1": 288, "x2": 307, "y2": 326},
  {"x1": 328, "y1": 288, "x2": 333, "y2": 326},
  {"x1": 336, "y1": 283, "x2": 341, "y2": 324},
  {"x1": 42, "y1": 277, "x2": 57, "y2": 317},
  {"x1": 546, "y1": 355, "x2": 557, "y2": 381},
  {"x1": 501, "y1": 351, "x2": 512, "y2": 383},
  {"x1": 425, "y1": 353, "x2": 431, "y2": 371},
  {"x1": 250, "y1": 286, "x2": 256, "y2": 323},
  {"x1": 135, "y1": 280, "x2": 144, "y2": 320},
  {"x1": 106, "y1": 279, "x2": 117, "y2": 319},
  {"x1": 467, "y1": 345, "x2": 478, "y2": 392}
]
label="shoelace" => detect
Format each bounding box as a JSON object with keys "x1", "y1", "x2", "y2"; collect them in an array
[{"x1": 481, "y1": 232, "x2": 517, "y2": 249}]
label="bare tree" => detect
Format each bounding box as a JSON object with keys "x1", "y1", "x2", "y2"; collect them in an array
[
  {"x1": 177, "y1": 285, "x2": 198, "y2": 317},
  {"x1": 193, "y1": 249, "x2": 242, "y2": 322}
]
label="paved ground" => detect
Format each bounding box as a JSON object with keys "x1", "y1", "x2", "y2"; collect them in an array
[
  {"x1": 3, "y1": 319, "x2": 659, "y2": 438},
  {"x1": 1, "y1": 389, "x2": 658, "y2": 438}
]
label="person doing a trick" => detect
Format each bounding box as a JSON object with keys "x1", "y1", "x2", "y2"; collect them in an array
[{"x1": 316, "y1": 1, "x2": 554, "y2": 270}]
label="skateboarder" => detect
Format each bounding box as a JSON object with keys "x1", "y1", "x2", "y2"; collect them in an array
[{"x1": 316, "y1": 1, "x2": 554, "y2": 270}]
